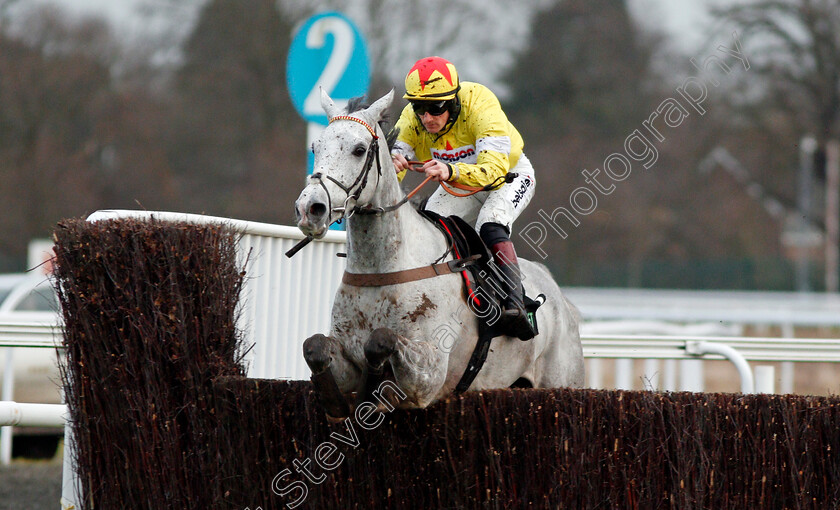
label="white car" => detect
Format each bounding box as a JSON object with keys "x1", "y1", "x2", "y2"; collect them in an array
[{"x1": 0, "y1": 273, "x2": 63, "y2": 458}]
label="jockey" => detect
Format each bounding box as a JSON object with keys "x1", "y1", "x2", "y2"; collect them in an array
[{"x1": 391, "y1": 56, "x2": 537, "y2": 340}]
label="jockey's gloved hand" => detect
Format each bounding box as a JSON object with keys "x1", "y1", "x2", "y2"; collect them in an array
[
  {"x1": 391, "y1": 153, "x2": 410, "y2": 173},
  {"x1": 422, "y1": 160, "x2": 452, "y2": 182}
]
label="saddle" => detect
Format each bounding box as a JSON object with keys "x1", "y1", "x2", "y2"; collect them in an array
[{"x1": 419, "y1": 210, "x2": 544, "y2": 393}]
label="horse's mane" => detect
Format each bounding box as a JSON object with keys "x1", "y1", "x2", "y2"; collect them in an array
[{"x1": 346, "y1": 96, "x2": 398, "y2": 151}]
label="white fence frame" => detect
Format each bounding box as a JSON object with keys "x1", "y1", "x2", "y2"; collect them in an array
[
  {"x1": 0, "y1": 328, "x2": 73, "y2": 509},
  {"x1": 0, "y1": 273, "x2": 65, "y2": 467}
]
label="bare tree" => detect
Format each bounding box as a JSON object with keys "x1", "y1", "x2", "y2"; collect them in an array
[
  {"x1": 0, "y1": 8, "x2": 177, "y2": 269},
  {"x1": 169, "y1": 0, "x2": 302, "y2": 220},
  {"x1": 712, "y1": 0, "x2": 840, "y2": 141},
  {"x1": 709, "y1": 1, "x2": 840, "y2": 280}
]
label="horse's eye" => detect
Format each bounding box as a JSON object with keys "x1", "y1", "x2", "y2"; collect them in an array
[{"x1": 352, "y1": 145, "x2": 366, "y2": 157}]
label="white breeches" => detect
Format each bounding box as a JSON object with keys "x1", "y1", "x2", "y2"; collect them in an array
[{"x1": 425, "y1": 154, "x2": 536, "y2": 233}]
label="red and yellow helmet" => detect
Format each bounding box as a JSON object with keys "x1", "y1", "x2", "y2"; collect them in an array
[{"x1": 403, "y1": 56, "x2": 460, "y2": 101}]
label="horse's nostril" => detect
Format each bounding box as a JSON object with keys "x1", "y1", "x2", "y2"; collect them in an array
[{"x1": 309, "y1": 203, "x2": 327, "y2": 218}]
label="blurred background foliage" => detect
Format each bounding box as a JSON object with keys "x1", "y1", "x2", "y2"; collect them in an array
[{"x1": 0, "y1": 0, "x2": 837, "y2": 290}]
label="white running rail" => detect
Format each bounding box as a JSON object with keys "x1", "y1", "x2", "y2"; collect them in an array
[
  {"x1": 582, "y1": 334, "x2": 840, "y2": 361},
  {"x1": 0, "y1": 401, "x2": 66, "y2": 427}
]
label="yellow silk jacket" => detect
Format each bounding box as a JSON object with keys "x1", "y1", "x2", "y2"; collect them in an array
[{"x1": 392, "y1": 82, "x2": 524, "y2": 188}]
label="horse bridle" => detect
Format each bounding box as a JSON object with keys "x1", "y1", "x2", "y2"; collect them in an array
[
  {"x1": 309, "y1": 115, "x2": 382, "y2": 221},
  {"x1": 286, "y1": 114, "x2": 413, "y2": 258},
  {"x1": 288, "y1": 113, "x2": 518, "y2": 260}
]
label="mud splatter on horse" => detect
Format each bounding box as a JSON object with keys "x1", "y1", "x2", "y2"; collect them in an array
[{"x1": 294, "y1": 90, "x2": 583, "y2": 418}]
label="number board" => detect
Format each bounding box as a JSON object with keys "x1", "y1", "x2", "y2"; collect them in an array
[{"x1": 286, "y1": 12, "x2": 371, "y2": 125}]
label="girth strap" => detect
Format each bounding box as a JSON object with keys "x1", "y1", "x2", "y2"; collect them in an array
[{"x1": 342, "y1": 256, "x2": 479, "y2": 287}]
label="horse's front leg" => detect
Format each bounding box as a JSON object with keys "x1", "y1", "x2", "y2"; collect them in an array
[
  {"x1": 303, "y1": 334, "x2": 361, "y2": 419},
  {"x1": 361, "y1": 327, "x2": 446, "y2": 408}
]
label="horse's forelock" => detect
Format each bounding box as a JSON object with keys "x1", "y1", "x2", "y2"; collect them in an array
[{"x1": 346, "y1": 96, "x2": 368, "y2": 115}]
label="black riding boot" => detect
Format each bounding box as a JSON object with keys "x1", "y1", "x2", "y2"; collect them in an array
[{"x1": 480, "y1": 223, "x2": 536, "y2": 341}]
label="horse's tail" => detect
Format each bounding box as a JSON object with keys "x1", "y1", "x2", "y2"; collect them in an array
[
  {"x1": 562, "y1": 294, "x2": 583, "y2": 332},
  {"x1": 525, "y1": 259, "x2": 582, "y2": 332}
]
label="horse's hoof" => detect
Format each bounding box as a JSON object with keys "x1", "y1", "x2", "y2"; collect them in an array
[
  {"x1": 365, "y1": 328, "x2": 398, "y2": 369},
  {"x1": 311, "y1": 369, "x2": 351, "y2": 419},
  {"x1": 303, "y1": 334, "x2": 333, "y2": 373}
]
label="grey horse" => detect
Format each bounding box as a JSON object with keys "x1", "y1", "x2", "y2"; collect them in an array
[{"x1": 294, "y1": 89, "x2": 584, "y2": 418}]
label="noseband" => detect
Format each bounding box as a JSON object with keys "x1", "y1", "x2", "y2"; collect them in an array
[{"x1": 310, "y1": 115, "x2": 381, "y2": 220}]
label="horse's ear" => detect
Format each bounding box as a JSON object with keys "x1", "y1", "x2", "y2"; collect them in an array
[
  {"x1": 365, "y1": 89, "x2": 395, "y2": 123},
  {"x1": 320, "y1": 88, "x2": 342, "y2": 119}
]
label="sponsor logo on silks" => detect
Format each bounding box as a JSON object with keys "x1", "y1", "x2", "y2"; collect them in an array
[
  {"x1": 512, "y1": 176, "x2": 532, "y2": 208},
  {"x1": 431, "y1": 141, "x2": 477, "y2": 164}
]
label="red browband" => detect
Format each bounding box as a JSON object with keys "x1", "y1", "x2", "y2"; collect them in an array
[{"x1": 328, "y1": 115, "x2": 378, "y2": 139}]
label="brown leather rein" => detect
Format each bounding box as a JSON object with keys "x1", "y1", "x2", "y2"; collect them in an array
[
  {"x1": 404, "y1": 161, "x2": 488, "y2": 198},
  {"x1": 354, "y1": 161, "x2": 493, "y2": 216}
]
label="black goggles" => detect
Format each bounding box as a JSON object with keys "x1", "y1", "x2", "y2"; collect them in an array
[{"x1": 411, "y1": 100, "x2": 449, "y2": 116}]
